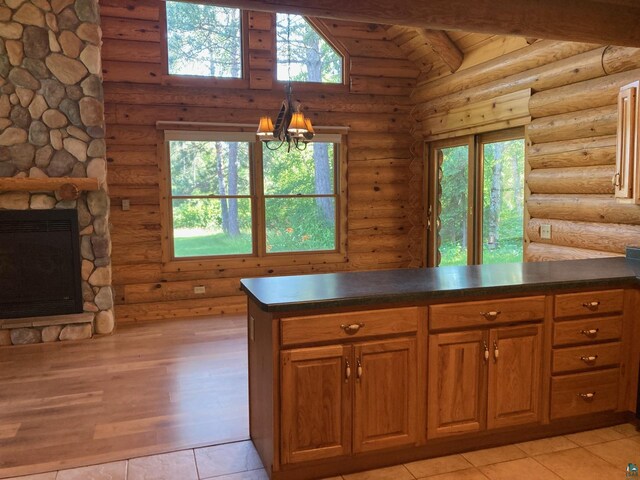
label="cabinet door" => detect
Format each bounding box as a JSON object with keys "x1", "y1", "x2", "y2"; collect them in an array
[
  {"x1": 353, "y1": 337, "x2": 418, "y2": 453},
  {"x1": 281, "y1": 345, "x2": 351, "y2": 464},
  {"x1": 427, "y1": 330, "x2": 487, "y2": 438},
  {"x1": 615, "y1": 82, "x2": 637, "y2": 199},
  {"x1": 487, "y1": 324, "x2": 543, "y2": 429}
]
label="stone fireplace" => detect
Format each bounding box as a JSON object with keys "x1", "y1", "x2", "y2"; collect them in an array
[{"x1": 0, "y1": 0, "x2": 113, "y2": 345}]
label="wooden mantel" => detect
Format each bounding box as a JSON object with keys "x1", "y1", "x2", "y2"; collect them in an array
[
  {"x1": 0, "y1": 177, "x2": 99, "y2": 192},
  {"x1": 208, "y1": 0, "x2": 640, "y2": 47}
]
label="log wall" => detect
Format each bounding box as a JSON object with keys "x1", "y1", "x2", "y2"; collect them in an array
[
  {"x1": 101, "y1": 0, "x2": 424, "y2": 322},
  {"x1": 413, "y1": 42, "x2": 640, "y2": 261}
]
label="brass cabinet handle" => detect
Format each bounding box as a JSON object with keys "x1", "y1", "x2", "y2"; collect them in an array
[
  {"x1": 345, "y1": 359, "x2": 351, "y2": 382},
  {"x1": 612, "y1": 172, "x2": 621, "y2": 187},
  {"x1": 578, "y1": 392, "x2": 596, "y2": 401},
  {"x1": 581, "y1": 301, "x2": 600, "y2": 311},
  {"x1": 580, "y1": 328, "x2": 599, "y2": 337},
  {"x1": 356, "y1": 358, "x2": 363, "y2": 380},
  {"x1": 483, "y1": 341, "x2": 489, "y2": 363},
  {"x1": 480, "y1": 311, "x2": 501, "y2": 321},
  {"x1": 493, "y1": 341, "x2": 499, "y2": 361},
  {"x1": 340, "y1": 322, "x2": 364, "y2": 335},
  {"x1": 580, "y1": 355, "x2": 599, "y2": 364}
]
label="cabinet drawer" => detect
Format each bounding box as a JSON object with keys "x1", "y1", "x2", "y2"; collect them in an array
[
  {"x1": 553, "y1": 316, "x2": 622, "y2": 347},
  {"x1": 429, "y1": 296, "x2": 545, "y2": 330},
  {"x1": 552, "y1": 342, "x2": 622, "y2": 374},
  {"x1": 550, "y1": 369, "x2": 619, "y2": 419},
  {"x1": 281, "y1": 307, "x2": 419, "y2": 346},
  {"x1": 554, "y1": 289, "x2": 624, "y2": 319}
]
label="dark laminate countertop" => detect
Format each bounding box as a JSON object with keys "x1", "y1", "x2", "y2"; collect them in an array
[{"x1": 240, "y1": 256, "x2": 640, "y2": 313}]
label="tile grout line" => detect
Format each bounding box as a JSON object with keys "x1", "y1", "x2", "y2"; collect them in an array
[{"x1": 191, "y1": 449, "x2": 202, "y2": 480}]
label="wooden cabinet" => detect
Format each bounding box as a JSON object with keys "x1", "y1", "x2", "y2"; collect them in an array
[
  {"x1": 616, "y1": 81, "x2": 640, "y2": 203},
  {"x1": 428, "y1": 330, "x2": 487, "y2": 438},
  {"x1": 428, "y1": 309, "x2": 543, "y2": 438},
  {"x1": 353, "y1": 338, "x2": 418, "y2": 453},
  {"x1": 488, "y1": 325, "x2": 542, "y2": 429},
  {"x1": 281, "y1": 335, "x2": 419, "y2": 464},
  {"x1": 281, "y1": 345, "x2": 351, "y2": 464}
]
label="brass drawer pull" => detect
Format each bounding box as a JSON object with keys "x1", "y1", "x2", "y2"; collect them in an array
[
  {"x1": 578, "y1": 392, "x2": 596, "y2": 401},
  {"x1": 580, "y1": 355, "x2": 598, "y2": 364},
  {"x1": 480, "y1": 311, "x2": 501, "y2": 321},
  {"x1": 582, "y1": 301, "x2": 600, "y2": 311},
  {"x1": 345, "y1": 359, "x2": 351, "y2": 382},
  {"x1": 356, "y1": 358, "x2": 363, "y2": 380},
  {"x1": 493, "y1": 341, "x2": 499, "y2": 362},
  {"x1": 483, "y1": 341, "x2": 489, "y2": 363},
  {"x1": 580, "y1": 328, "x2": 599, "y2": 337},
  {"x1": 341, "y1": 322, "x2": 365, "y2": 335}
]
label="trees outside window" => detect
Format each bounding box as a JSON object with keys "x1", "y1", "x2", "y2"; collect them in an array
[
  {"x1": 165, "y1": 2, "x2": 242, "y2": 78},
  {"x1": 166, "y1": 133, "x2": 340, "y2": 259},
  {"x1": 427, "y1": 129, "x2": 525, "y2": 267}
]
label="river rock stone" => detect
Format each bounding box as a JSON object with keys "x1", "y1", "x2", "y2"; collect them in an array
[
  {"x1": 59, "y1": 323, "x2": 92, "y2": 341},
  {"x1": 29, "y1": 120, "x2": 49, "y2": 146},
  {"x1": 0, "y1": 127, "x2": 27, "y2": 146},
  {"x1": 0, "y1": 22, "x2": 23, "y2": 40},
  {"x1": 8, "y1": 67, "x2": 40, "y2": 90},
  {"x1": 50, "y1": 128, "x2": 63, "y2": 149},
  {"x1": 87, "y1": 138, "x2": 105, "y2": 157},
  {"x1": 94, "y1": 257, "x2": 110, "y2": 267},
  {"x1": 33, "y1": 0, "x2": 52, "y2": 12},
  {"x1": 28, "y1": 95, "x2": 47, "y2": 121},
  {"x1": 91, "y1": 234, "x2": 110, "y2": 258},
  {"x1": 0, "y1": 7, "x2": 11, "y2": 22},
  {"x1": 59, "y1": 98, "x2": 81, "y2": 125},
  {"x1": 78, "y1": 96, "x2": 103, "y2": 126},
  {"x1": 6, "y1": 39, "x2": 24, "y2": 66},
  {"x1": 10, "y1": 105, "x2": 31, "y2": 129},
  {"x1": 0, "y1": 161, "x2": 17, "y2": 176},
  {"x1": 67, "y1": 125, "x2": 89, "y2": 141},
  {"x1": 11, "y1": 328, "x2": 42, "y2": 345},
  {"x1": 59, "y1": 30, "x2": 81, "y2": 58},
  {"x1": 35, "y1": 144, "x2": 53, "y2": 167},
  {"x1": 81, "y1": 259, "x2": 93, "y2": 280},
  {"x1": 70, "y1": 161, "x2": 85, "y2": 177},
  {"x1": 47, "y1": 148, "x2": 75, "y2": 176},
  {"x1": 45, "y1": 12, "x2": 58, "y2": 31},
  {"x1": 63, "y1": 136, "x2": 86, "y2": 161},
  {"x1": 88, "y1": 266, "x2": 111, "y2": 287},
  {"x1": 76, "y1": 22, "x2": 100, "y2": 45},
  {"x1": 79, "y1": 45, "x2": 100, "y2": 75},
  {"x1": 77, "y1": 197, "x2": 91, "y2": 227},
  {"x1": 75, "y1": 0, "x2": 98, "y2": 22},
  {"x1": 0, "y1": 95, "x2": 10, "y2": 117},
  {"x1": 93, "y1": 215, "x2": 107, "y2": 236},
  {"x1": 65, "y1": 84, "x2": 83, "y2": 101},
  {"x1": 57, "y1": 7, "x2": 79, "y2": 30},
  {"x1": 15, "y1": 87, "x2": 34, "y2": 108},
  {"x1": 42, "y1": 109, "x2": 68, "y2": 128},
  {"x1": 95, "y1": 309, "x2": 114, "y2": 334},
  {"x1": 23, "y1": 58, "x2": 49, "y2": 79},
  {"x1": 29, "y1": 166, "x2": 48, "y2": 178},
  {"x1": 42, "y1": 325, "x2": 62, "y2": 342},
  {"x1": 94, "y1": 287, "x2": 113, "y2": 310},
  {"x1": 23, "y1": 26, "x2": 49, "y2": 59},
  {"x1": 0, "y1": 147, "x2": 10, "y2": 162},
  {"x1": 52, "y1": 0, "x2": 74, "y2": 14},
  {"x1": 48, "y1": 29, "x2": 61, "y2": 52},
  {"x1": 13, "y1": 2, "x2": 46, "y2": 27},
  {"x1": 87, "y1": 189, "x2": 108, "y2": 216},
  {"x1": 86, "y1": 125, "x2": 103, "y2": 138},
  {"x1": 41, "y1": 79, "x2": 65, "y2": 108},
  {"x1": 86, "y1": 157, "x2": 104, "y2": 180},
  {"x1": 30, "y1": 193, "x2": 57, "y2": 209},
  {"x1": 80, "y1": 74, "x2": 102, "y2": 99},
  {"x1": 81, "y1": 234, "x2": 94, "y2": 259},
  {"x1": 46, "y1": 54, "x2": 88, "y2": 85},
  {"x1": 0, "y1": 192, "x2": 29, "y2": 209},
  {"x1": 0, "y1": 56, "x2": 9, "y2": 79},
  {"x1": 9, "y1": 143, "x2": 35, "y2": 169},
  {"x1": 6, "y1": 0, "x2": 29, "y2": 8}
]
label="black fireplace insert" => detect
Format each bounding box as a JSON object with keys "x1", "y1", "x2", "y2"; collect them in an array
[{"x1": 0, "y1": 209, "x2": 83, "y2": 319}]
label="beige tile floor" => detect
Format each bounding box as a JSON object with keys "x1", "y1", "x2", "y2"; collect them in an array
[{"x1": 7, "y1": 423, "x2": 639, "y2": 480}]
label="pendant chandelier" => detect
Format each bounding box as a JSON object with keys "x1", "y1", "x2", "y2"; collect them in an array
[
  {"x1": 256, "y1": 13, "x2": 315, "y2": 152},
  {"x1": 256, "y1": 83, "x2": 314, "y2": 152}
]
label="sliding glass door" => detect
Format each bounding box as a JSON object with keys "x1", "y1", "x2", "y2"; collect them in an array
[{"x1": 427, "y1": 129, "x2": 525, "y2": 267}]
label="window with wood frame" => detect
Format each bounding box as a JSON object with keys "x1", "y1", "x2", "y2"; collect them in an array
[
  {"x1": 165, "y1": 1, "x2": 243, "y2": 78},
  {"x1": 276, "y1": 13, "x2": 344, "y2": 84},
  {"x1": 163, "y1": 131, "x2": 345, "y2": 261},
  {"x1": 426, "y1": 128, "x2": 526, "y2": 267}
]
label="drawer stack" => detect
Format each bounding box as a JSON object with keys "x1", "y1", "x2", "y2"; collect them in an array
[{"x1": 550, "y1": 289, "x2": 624, "y2": 419}]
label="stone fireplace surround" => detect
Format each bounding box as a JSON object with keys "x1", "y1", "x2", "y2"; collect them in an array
[{"x1": 0, "y1": 0, "x2": 114, "y2": 345}]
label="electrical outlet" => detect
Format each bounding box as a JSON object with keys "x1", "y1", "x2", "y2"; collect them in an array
[
  {"x1": 540, "y1": 224, "x2": 552, "y2": 240},
  {"x1": 193, "y1": 285, "x2": 206, "y2": 294},
  {"x1": 122, "y1": 199, "x2": 130, "y2": 211}
]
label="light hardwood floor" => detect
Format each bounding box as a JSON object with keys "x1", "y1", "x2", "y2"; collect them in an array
[{"x1": 0, "y1": 315, "x2": 249, "y2": 479}]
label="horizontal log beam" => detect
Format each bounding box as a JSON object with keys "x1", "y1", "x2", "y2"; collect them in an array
[
  {"x1": 526, "y1": 104, "x2": 617, "y2": 144},
  {"x1": 527, "y1": 165, "x2": 615, "y2": 194},
  {"x1": 207, "y1": 0, "x2": 640, "y2": 47},
  {"x1": 526, "y1": 242, "x2": 622, "y2": 262},
  {"x1": 527, "y1": 218, "x2": 640, "y2": 254},
  {"x1": 527, "y1": 194, "x2": 640, "y2": 225}
]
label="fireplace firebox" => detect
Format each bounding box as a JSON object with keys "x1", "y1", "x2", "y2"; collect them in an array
[{"x1": 0, "y1": 209, "x2": 83, "y2": 320}]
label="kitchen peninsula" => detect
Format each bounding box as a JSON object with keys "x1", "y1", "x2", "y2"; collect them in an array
[{"x1": 241, "y1": 256, "x2": 640, "y2": 480}]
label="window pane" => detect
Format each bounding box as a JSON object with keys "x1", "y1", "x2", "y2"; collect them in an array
[
  {"x1": 172, "y1": 198, "x2": 253, "y2": 257},
  {"x1": 482, "y1": 139, "x2": 525, "y2": 264},
  {"x1": 438, "y1": 145, "x2": 469, "y2": 267},
  {"x1": 263, "y1": 143, "x2": 335, "y2": 195},
  {"x1": 265, "y1": 197, "x2": 336, "y2": 253},
  {"x1": 276, "y1": 13, "x2": 342, "y2": 83},
  {"x1": 166, "y1": 2, "x2": 242, "y2": 78},
  {"x1": 169, "y1": 141, "x2": 250, "y2": 197}
]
